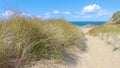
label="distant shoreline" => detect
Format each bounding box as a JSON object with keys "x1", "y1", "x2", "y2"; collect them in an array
[{"x1": 70, "y1": 21, "x2": 106, "y2": 27}]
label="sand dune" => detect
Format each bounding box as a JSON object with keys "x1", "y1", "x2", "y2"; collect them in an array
[
  {"x1": 76, "y1": 28, "x2": 120, "y2": 68},
  {"x1": 30, "y1": 28, "x2": 120, "y2": 68}
]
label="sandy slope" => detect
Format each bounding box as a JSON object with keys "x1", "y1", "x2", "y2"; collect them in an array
[
  {"x1": 30, "y1": 28, "x2": 120, "y2": 68},
  {"x1": 76, "y1": 28, "x2": 120, "y2": 68}
]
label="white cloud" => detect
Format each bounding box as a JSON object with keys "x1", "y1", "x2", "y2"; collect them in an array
[
  {"x1": 43, "y1": 12, "x2": 51, "y2": 19},
  {"x1": 62, "y1": 11, "x2": 71, "y2": 15},
  {"x1": 79, "y1": 10, "x2": 113, "y2": 19},
  {"x1": 53, "y1": 10, "x2": 71, "y2": 15},
  {"x1": 53, "y1": 10, "x2": 60, "y2": 14},
  {"x1": 2, "y1": 10, "x2": 31, "y2": 17},
  {"x1": 45, "y1": 12, "x2": 50, "y2": 16},
  {"x1": 36, "y1": 16, "x2": 41, "y2": 18},
  {"x1": 78, "y1": 4, "x2": 114, "y2": 19},
  {"x1": 81, "y1": 4, "x2": 101, "y2": 13},
  {"x1": 2, "y1": 10, "x2": 15, "y2": 16},
  {"x1": 97, "y1": 10, "x2": 113, "y2": 17},
  {"x1": 21, "y1": 13, "x2": 31, "y2": 17}
]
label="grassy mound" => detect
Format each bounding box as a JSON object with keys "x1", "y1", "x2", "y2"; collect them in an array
[
  {"x1": 88, "y1": 24, "x2": 120, "y2": 36},
  {"x1": 89, "y1": 11, "x2": 120, "y2": 36},
  {"x1": 0, "y1": 16, "x2": 85, "y2": 68}
]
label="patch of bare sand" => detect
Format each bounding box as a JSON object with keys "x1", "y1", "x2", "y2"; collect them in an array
[{"x1": 76, "y1": 27, "x2": 120, "y2": 68}]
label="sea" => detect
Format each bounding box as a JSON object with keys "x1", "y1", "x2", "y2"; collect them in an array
[{"x1": 70, "y1": 21, "x2": 106, "y2": 26}]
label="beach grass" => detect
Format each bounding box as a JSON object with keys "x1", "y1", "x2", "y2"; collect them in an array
[
  {"x1": 0, "y1": 16, "x2": 85, "y2": 68},
  {"x1": 88, "y1": 24, "x2": 120, "y2": 36}
]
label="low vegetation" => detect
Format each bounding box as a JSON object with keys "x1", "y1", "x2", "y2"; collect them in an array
[
  {"x1": 88, "y1": 11, "x2": 120, "y2": 50},
  {"x1": 112, "y1": 11, "x2": 120, "y2": 22},
  {"x1": 0, "y1": 16, "x2": 85, "y2": 68},
  {"x1": 88, "y1": 24, "x2": 120, "y2": 36},
  {"x1": 89, "y1": 11, "x2": 120, "y2": 36}
]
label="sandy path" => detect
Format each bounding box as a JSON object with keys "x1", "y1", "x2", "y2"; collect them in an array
[
  {"x1": 76, "y1": 28, "x2": 120, "y2": 68},
  {"x1": 30, "y1": 28, "x2": 120, "y2": 68}
]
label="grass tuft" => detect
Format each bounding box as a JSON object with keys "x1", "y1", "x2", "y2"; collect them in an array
[{"x1": 0, "y1": 16, "x2": 85, "y2": 68}]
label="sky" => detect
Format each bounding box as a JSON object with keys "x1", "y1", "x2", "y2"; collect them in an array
[{"x1": 0, "y1": 0, "x2": 120, "y2": 21}]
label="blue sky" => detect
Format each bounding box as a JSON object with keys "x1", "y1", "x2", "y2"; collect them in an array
[{"x1": 0, "y1": 0, "x2": 119, "y2": 21}]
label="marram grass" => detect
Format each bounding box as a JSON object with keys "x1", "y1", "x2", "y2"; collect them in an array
[
  {"x1": 0, "y1": 16, "x2": 85, "y2": 68},
  {"x1": 88, "y1": 24, "x2": 120, "y2": 36}
]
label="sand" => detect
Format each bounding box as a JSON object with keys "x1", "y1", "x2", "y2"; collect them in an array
[
  {"x1": 30, "y1": 27, "x2": 120, "y2": 68},
  {"x1": 75, "y1": 28, "x2": 120, "y2": 68}
]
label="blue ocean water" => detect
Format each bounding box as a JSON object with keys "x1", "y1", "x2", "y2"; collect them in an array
[{"x1": 70, "y1": 21, "x2": 106, "y2": 26}]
